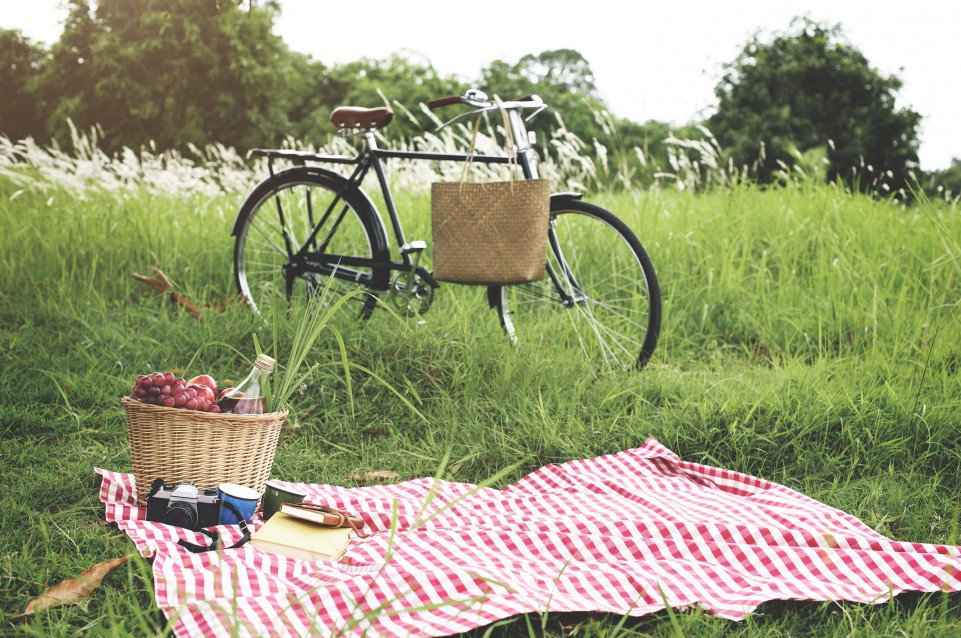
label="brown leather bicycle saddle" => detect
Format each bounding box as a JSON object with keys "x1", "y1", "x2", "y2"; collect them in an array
[{"x1": 330, "y1": 107, "x2": 394, "y2": 130}]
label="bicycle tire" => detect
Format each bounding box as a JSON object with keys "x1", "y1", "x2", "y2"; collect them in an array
[
  {"x1": 233, "y1": 167, "x2": 390, "y2": 318},
  {"x1": 488, "y1": 197, "x2": 661, "y2": 370}
]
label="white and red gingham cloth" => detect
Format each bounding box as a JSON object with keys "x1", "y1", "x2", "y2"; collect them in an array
[{"x1": 97, "y1": 438, "x2": 961, "y2": 637}]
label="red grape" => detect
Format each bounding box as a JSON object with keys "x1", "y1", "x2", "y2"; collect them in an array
[{"x1": 132, "y1": 371, "x2": 226, "y2": 412}]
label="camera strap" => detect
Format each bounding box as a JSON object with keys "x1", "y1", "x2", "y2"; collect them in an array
[{"x1": 178, "y1": 501, "x2": 252, "y2": 554}]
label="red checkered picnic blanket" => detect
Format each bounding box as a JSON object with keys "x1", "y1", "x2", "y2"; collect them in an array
[{"x1": 97, "y1": 438, "x2": 961, "y2": 637}]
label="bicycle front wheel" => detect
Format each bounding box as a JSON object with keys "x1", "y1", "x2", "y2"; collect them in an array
[
  {"x1": 489, "y1": 198, "x2": 661, "y2": 370},
  {"x1": 233, "y1": 167, "x2": 389, "y2": 318}
]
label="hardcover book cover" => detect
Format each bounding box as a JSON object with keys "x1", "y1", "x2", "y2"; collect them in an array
[{"x1": 250, "y1": 512, "x2": 351, "y2": 562}]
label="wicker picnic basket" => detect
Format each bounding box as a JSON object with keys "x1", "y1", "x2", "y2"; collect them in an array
[{"x1": 121, "y1": 396, "x2": 287, "y2": 505}]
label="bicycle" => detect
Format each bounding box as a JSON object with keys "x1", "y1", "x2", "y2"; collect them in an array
[{"x1": 232, "y1": 89, "x2": 661, "y2": 370}]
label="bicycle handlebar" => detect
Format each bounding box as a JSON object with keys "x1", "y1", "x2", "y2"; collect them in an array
[
  {"x1": 426, "y1": 95, "x2": 463, "y2": 110},
  {"x1": 427, "y1": 90, "x2": 545, "y2": 111}
]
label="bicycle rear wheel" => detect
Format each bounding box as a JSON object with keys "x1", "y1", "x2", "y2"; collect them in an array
[
  {"x1": 489, "y1": 198, "x2": 660, "y2": 370},
  {"x1": 233, "y1": 167, "x2": 389, "y2": 318}
]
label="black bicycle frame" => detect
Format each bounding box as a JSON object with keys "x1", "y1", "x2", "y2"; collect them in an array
[{"x1": 283, "y1": 143, "x2": 530, "y2": 292}]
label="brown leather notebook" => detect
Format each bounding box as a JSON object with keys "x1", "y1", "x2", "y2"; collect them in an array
[{"x1": 279, "y1": 502, "x2": 365, "y2": 530}]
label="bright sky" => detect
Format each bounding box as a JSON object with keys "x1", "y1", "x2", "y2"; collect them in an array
[{"x1": 3, "y1": 0, "x2": 957, "y2": 169}]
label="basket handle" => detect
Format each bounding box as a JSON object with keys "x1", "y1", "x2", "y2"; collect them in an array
[{"x1": 460, "y1": 96, "x2": 519, "y2": 187}]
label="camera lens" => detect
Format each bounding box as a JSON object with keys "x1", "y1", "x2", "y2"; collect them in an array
[{"x1": 164, "y1": 501, "x2": 198, "y2": 529}]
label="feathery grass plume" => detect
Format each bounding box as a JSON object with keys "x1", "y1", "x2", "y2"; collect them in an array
[
  {"x1": 0, "y1": 123, "x2": 256, "y2": 197},
  {"x1": 659, "y1": 126, "x2": 737, "y2": 192},
  {"x1": 18, "y1": 105, "x2": 927, "y2": 198},
  {"x1": 2, "y1": 106, "x2": 743, "y2": 196}
]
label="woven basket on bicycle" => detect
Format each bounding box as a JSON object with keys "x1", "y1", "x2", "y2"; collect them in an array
[
  {"x1": 431, "y1": 178, "x2": 550, "y2": 285},
  {"x1": 431, "y1": 99, "x2": 551, "y2": 285},
  {"x1": 121, "y1": 396, "x2": 287, "y2": 505}
]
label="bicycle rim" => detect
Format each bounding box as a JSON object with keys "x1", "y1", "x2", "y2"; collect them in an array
[
  {"x1": 495, "y1": 203, "x2": 660, "y2": 370},
  {"x1": 235, "y1": 176, "x2": 382, "y2": 318}
]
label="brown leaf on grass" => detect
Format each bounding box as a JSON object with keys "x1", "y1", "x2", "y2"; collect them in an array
[
  {"x1": 170, "y1": 292, "x2": 203, "y2": 319},
  {"x1": 362, "y1": 427, "x2": 390, "y2": 437},
  {"x1": 130, "y1": 267, "x2": 173, "y2": 293},
  {"x1": 351, "y1": 470, "x2": 400, "y2": 482},
  {"x1": 130, "y1": 267, "x2": 243, "y2": 320},
  {"x1": 23, "y1": 555, "x2": 129, "y2": 615},
  {"x1": 131, "y1": 268, "x2": 201, "y2": 319},
  {"x1": 209, "y1": 295, "x2": 246, "y2": 312}
]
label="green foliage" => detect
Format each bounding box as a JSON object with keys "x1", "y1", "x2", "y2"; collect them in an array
[
  {"x1": 708, "y1": 18, "x2": 922, "y2": 191},
  {"x1": 0, "y1": 28, "x2": 48, "y2": 142},
  {"x1": 36, "y1": 0, "x2": 303, "y2": 153}
]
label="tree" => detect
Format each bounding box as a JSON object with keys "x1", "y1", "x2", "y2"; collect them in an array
[
  {"x1": 512, "y1": 49, "x2": 600, "y2": 99},
  {"x1": 480, "y1": 49, "x2": 608, "y2": 152},
  {"x1": 708, "y1": 19, "x2": 921, "y2": 190},
  {"x1": 0, "y1": 28, "x2": 48, "y2": 142},
  {"x1": 38, "y1": 0, "x2": 304, "y2": 153}
]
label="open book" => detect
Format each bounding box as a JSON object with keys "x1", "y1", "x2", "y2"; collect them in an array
[
  {"x1": 250, "y1": 512, "x2": 351, "y2": 562},
  {"x1": 280, "y1": 502, "x2": 365, "y2": 530}
]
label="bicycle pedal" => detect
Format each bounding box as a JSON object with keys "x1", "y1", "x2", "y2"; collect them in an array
[{"x1": 400, "y1": 240, "x2": 427, "y2": 255}]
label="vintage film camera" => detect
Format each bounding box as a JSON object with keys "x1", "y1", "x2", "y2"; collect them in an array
[{"x1": 146, "y1": 479, "x2": 220, "y2": 530}]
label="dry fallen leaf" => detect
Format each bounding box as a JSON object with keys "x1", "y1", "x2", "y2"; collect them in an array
[
  {"x1": 24, "y1": 555, "x2": 130, "y2": 615},
  {"x1": 130, "y1": 267, "x2": 242, "y2": 320},
  {"x1": 130, "y1": 267, "x2": 173, "y2": 293},
  {"x1": 209, "y1": 295, "x2": 246, "y2": 312},
  {"x1": 351, "y1": 470, "x2": 400, "y2": 482}
]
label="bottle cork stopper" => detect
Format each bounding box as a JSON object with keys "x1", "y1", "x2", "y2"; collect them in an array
[{"x1": 254, "y1": 354, "x2": 276, "y2": 372}]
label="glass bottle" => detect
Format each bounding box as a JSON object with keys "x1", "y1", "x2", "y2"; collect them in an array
[{"x1": 218, "y1": 354, "x2": 275, "y2": 415}]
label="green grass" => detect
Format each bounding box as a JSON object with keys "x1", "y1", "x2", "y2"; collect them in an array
[{"x1": 2, "y1": 173, "x2": 960, "y2": 636}]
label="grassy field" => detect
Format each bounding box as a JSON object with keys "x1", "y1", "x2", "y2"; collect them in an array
[{"x1": 2, "y1": 167, "x2": 960, "y2": 636}]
